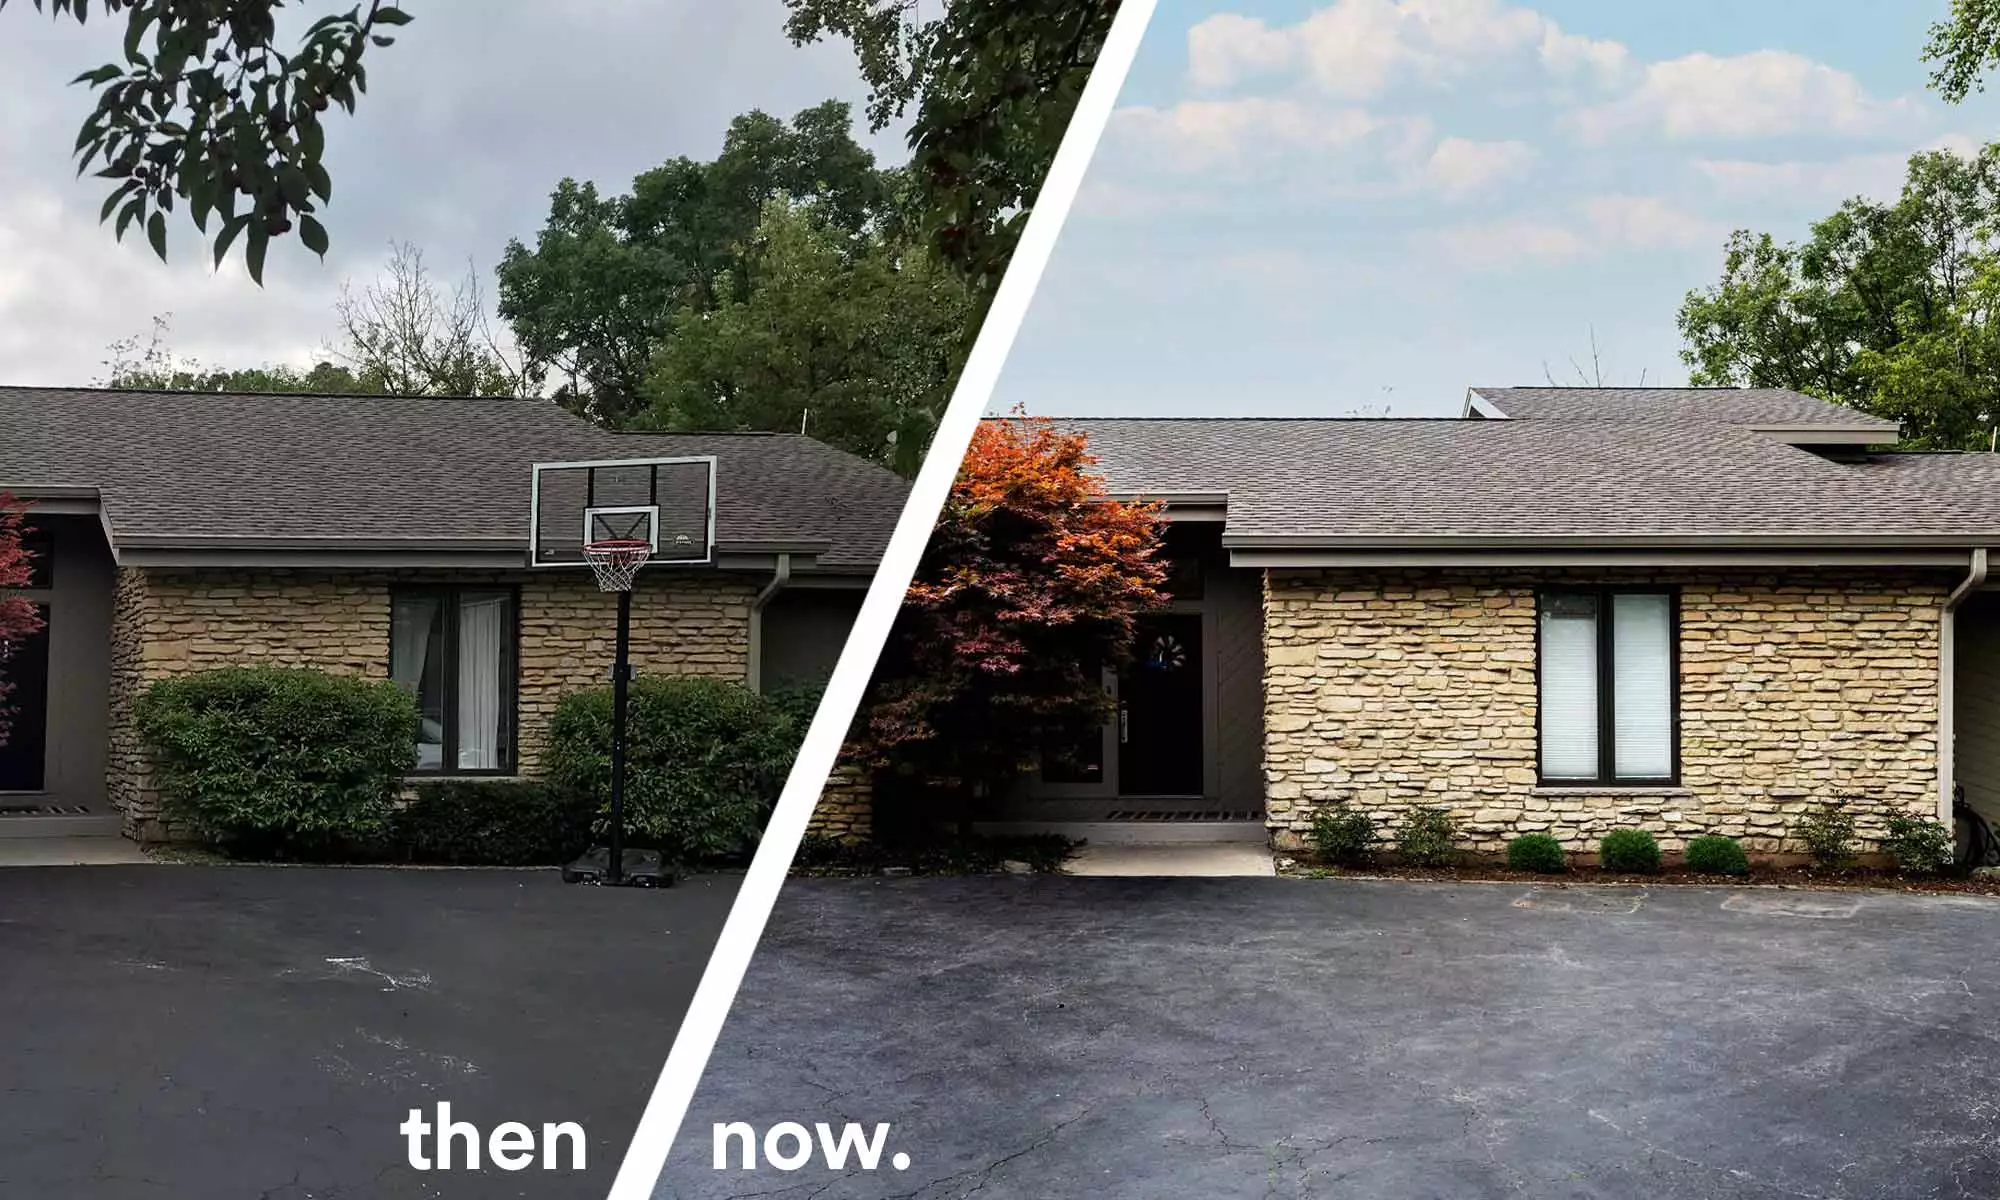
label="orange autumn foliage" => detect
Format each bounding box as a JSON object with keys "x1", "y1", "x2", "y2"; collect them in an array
[{"x1": 856, "y1": 414, "x2": 1167, "y2": 794}]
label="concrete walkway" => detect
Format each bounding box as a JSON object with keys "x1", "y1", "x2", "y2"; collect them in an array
[
  {"x1": 0, "y1": 837, "x2": 152, "y2": 867},
  {"x1": 1063, "y1": 842, "x2": 1275, "y2": 876}
]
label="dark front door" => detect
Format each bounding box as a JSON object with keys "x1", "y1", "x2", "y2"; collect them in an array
[
  {"x1": 1119, "y1": 613, "x2": 1203, "y2": 796},
  {"x1": 0, "y1": 604, "x2": 49, "y2": 792}
]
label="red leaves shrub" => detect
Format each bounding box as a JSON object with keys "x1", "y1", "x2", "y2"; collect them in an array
[
  {"x1": 0, "y1": 494, "x2": 46, "y2": 750},
  {"x1": 856, "y1": 414, "x2": 1166, "y2": 795}
]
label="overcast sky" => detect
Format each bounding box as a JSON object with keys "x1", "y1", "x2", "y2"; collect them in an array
[
  {"x1": 995, "y1": 0, "x2": 2000, "y2": 417},
  {"x1": 0, "y1": 1, "x2": 895, "y2": 386}
]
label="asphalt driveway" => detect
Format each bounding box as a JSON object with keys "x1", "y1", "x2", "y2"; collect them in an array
[
  {"x1": 0, "y1": 863, "x2": 736, "y2": 1198},
  {"x1": 661, "y1": 877, "x2": 2000, "y2": 1199}
]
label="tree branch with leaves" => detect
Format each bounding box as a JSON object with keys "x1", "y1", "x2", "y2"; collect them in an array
[{"x1": 6, "y1": 0, "x2": 410, "y2": 282}]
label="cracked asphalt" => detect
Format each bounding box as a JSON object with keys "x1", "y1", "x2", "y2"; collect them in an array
[
  {"x1": 657, "y1": 876, "x2": 2000, "y2": 1199},
  {"x1": 0, "y1": 863, "x2": 736, "y2": 1198}
]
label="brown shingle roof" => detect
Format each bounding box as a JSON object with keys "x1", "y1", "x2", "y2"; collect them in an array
[
  {"x1": 1470, "y1": 386, "x2": 1898, "y2": 431},
  {"x1": 1055, "y1": 416, "x2": 2000, "y2": 545},
  {"x1": 0, "y1": 386, "x2": 905, "y2": 567}
]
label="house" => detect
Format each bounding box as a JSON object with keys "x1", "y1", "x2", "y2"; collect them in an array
[
  {"x1": 0, "y1": 386, "x2": 906, "y2": 842},
  {"x1": 961, "y1": 387, "x2": 2000, "y2": 860}
]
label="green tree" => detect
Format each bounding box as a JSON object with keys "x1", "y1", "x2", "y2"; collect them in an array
[
  {"x1": 7, "y1": 0, "x2": 411, "y2": 282},
  {"x1": 1925, "y1": 0, "x2": 2000, "y2": 102},
  {"x1": 783, "y1": 0, "x2": 1121, "y2": 311},
  {"x1": 496, "y1": 102, "x2": 897, "y2": 428},
  {"x1": 1677, "y1": 145, "x2": 2000, "y2": 448},
  {"x1": 639, "y1": 199, "x2": 971, "y2": 474}
]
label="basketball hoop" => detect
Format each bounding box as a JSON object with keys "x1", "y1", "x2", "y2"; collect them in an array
[{"x1": 582, "y1": 538, "x2": 652, "y2": 593}]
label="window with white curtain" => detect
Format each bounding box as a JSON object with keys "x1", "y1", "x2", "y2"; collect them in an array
[
  {"x1": 1537, "y1": 589, "x2": 1677, "y2": 784},
  {"x1": 389, "y1": 588, "x2": 516, "y2": 774}
]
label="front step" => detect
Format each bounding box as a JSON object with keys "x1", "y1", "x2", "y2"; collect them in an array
[
  {"x1": 0, "y1": 813, "x2": 126, "y2": 839},
  {"x1": 973, "y1": 819, "x2": 1268, "y2": 846}
]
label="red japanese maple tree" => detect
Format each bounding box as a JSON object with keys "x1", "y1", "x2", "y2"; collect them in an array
[
  {"x1": 0, "y1": 494, "x2": 45, "y2": 750},
  {"x1": 856, "y1": 413, "x2": 1168, "y2": 810}
]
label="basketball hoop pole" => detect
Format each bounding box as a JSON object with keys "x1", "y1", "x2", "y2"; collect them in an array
[{"x1": 607, "y1": 586, "x2": 633, "y2": 886}]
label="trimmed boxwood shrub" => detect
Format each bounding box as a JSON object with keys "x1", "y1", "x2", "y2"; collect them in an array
[
  {"x1": 389, "y1": 780, "x2": 596, "y2": 866},
  {"x1": 1599, "y1": 828, "x2": 1662, "y2": 874},
  {"x1": 1306, "y1": 802, "x2": 1377, "y2": 866},
  {"x1": 1506, "y1": 833, "x2": 1568, "y2": 874},
  {"x1": 544, "y1": 675, "x2": 808, "y2": 865},
  {"x1": 134, "y1": 666, "x2": 418, "y2": 858},
  {"x1": 1880, "y1": 813, "x2": 1955, "y2": 876},
  {"x1": 1683, "y1": 834, "x2": 1749, "y2": 876},
  {"x1": 1395, "y1": 806, "x2": 1460, "y2": 867}
]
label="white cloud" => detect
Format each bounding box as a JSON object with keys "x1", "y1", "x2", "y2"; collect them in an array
[
  {"x1": 1692, "y1": 133, "x2": 1981, "y2": 205},
  {"x1": 1416, "y1": 137, "x2": 1538, "y2": 198},
  {"x1": 1108, "y1": 99, "x2": 1408, "y2": 171},
  {"x1": 1187, "y1": 13, "x2": 1297, "y2": 90},
  {"x1": 1570, "y1": 50, "x2": 1923, "y2": 143},
  {"x1": 1428, "y1": 194, "x2": 1723, "y2": 269},
  {"x1": 1185, "y1": 0, "x2": 1629, "y2": 100}
]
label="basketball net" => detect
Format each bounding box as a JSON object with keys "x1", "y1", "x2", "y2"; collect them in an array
[{"x1": 582, "y1": 538, "x2": 652, "y2": 593}]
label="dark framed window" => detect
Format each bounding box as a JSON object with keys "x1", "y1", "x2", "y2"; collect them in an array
[
  {"x1": 1537, "y1": 588, "x2": 1679, "y2": 786},
  {"x1": 390, "y1": 587, "x2": 518, "y2": 775},
  {"x1": 20, "y1": 526, "x2": 51, "y2": 590}
]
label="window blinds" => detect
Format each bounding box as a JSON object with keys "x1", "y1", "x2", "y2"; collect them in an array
[{"x1": 1539, "y1": 595, "x2": 1600, "y2": 779}]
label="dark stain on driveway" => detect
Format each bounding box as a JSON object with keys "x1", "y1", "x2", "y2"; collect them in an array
[
  {"x1": 662, "y1": 877, "x2": 2000, "y2": 1199},
  {"x1": 0, "y1": 863, "x2": 736, "y2": 1198}
]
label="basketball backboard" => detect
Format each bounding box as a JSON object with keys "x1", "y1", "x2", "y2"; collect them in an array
[{"x1": 529, "y1": 456, "x2": 717, "y2": 569}]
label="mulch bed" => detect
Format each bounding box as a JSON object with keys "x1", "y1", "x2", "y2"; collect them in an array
[{"x1": 1278, "y1": 857, "x2": 2000, "y2": 896}]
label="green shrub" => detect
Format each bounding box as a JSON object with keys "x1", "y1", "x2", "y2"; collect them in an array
[
  {"x1": 1306, "y1": 802, "x2": 1377, "y2": 866},
  {"x1": 1880, "y1": 813, "x2": 1955, "y2": 876},
  {"x1": 1395, "y1": 806, "x2": 1460, "y2": 868},
  {"x1": 544, "y1": 675, "x2": 806, "y2": 865},
  {"x1": 390, "y1": 780, "x2": 596, "y2": 866},
  {"x1": 1795, "y1": 801, "x2": 1858, "y2": 870},
  {"x1": 1506, "y1": 833, "x2": 1568, "y2": 874},
  {"x1": 1599, "y1": 828, "x2": 1662, "y2": 874},
  {"x1": 1683, "y1": 834, "x2": 1749, "y2": 876},
  {"x1": 134, "y1": 666, "x2": 418, "y2": 857}
]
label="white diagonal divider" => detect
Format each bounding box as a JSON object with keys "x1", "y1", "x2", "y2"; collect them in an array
[{"x1": 605, "y1": 4, "x2": 1160, "y2": 1195}]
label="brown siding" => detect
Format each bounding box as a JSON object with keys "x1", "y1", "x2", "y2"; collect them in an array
[{"x1": 1956, "y1": 593, "x2": 2000, "y2": 827}]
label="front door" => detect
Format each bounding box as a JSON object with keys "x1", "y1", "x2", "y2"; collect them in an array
[
  {"x1": 0, "y1": 604, "x2": 49, "y2": 792},
  {"x1": 1118, "y1": 613, "x2": 1203, "y2": 796}
]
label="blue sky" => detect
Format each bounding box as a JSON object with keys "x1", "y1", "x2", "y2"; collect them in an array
[{"x1": 995, "y1": 0, "x2": 2000, "y2": 417}]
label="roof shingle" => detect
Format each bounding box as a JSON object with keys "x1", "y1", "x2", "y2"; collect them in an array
[
  {"x1": 1055, "y1": 416, "x2": 2000, "y2": 545},
  {"x1": 0, "y1": 386, "x2": 905, "y2": 567},
  {"x1": 1471, "y1": 386, "x2": 1897, "y2": 431}
]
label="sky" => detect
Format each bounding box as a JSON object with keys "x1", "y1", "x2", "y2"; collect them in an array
[
  {"x1": 994, "y1": 0, "x2": 2000, "y2": 417},
  {"x1": 0, "y1": 1, "x2": 897, "y2": 386}
]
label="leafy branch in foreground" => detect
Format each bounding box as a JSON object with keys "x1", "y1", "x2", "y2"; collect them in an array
[{"x1": 5, "y1": 0, "x2": 409, "y2": 282}]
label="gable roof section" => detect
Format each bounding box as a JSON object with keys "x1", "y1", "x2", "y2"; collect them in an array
[
  {"x1": 0, "y1": 386, "x2": 905, "y2": 568},
  {"x1": 1467, "y1": 386, "x2": 1899, "y2": 441},
  {"x1": 1057, "y1": 416, "x2": 2000, "y2": 547}
]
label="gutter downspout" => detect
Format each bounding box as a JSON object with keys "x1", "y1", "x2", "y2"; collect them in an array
[
  {"x1": 747, "y1": 553, "x2": 793, "y2": 694},
  {"x1": 1940, "y1": 547, "x2": 1990, "y2": 819}
]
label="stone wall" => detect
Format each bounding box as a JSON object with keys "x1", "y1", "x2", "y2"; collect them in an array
[
  {"x1": 807, "y1": 758, "x2": 875, "y2": 843},
  {"x1": 106, "y1": 566, "x2": 757, "y2": 840},
  {"x1": 1262, "y1": 569, "x2": 1947, "y2": 858}
]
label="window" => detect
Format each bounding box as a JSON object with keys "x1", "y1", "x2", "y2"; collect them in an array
[
  {"x1": 1538, "y1": 589, "x2": 1677, "y2": 785},
  {"x1": 390, "y1": 588, "x2": 517, "y2": 774}
]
